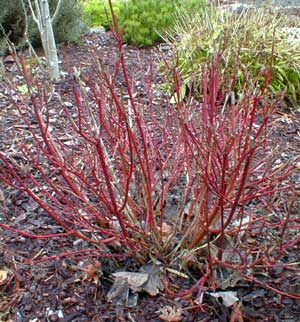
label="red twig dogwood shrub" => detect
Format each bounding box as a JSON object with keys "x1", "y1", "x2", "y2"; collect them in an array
[{"x1": 0, "y1": 3, "x2": 299, "y2": 299}]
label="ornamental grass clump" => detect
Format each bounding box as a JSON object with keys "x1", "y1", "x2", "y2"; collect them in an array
[
  {"x1": 0, "y1": 3, "x2": 300, "y2": 300},
  {"x1": 162, "y1": 5, "x2": 300, "y2": 108}
]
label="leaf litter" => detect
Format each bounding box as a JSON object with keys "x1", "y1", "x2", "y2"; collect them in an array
[{"x1": 107, "y1": 264, "x2": 164, "y2": 307}]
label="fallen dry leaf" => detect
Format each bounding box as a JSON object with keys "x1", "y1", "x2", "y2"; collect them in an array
[
  {"x1": 107, "y1": 278, "x2": 129, "y2": 305},
  {"x1": 140, "y1": 264, "x2": 164, "y2": 296},
  {"x1": 112, "y1": 271, "x2": 148, "y2": 292},
  {"x1": 108, "y1": 265, "x2": 164, "y2": 306},
  {"x1": 0, "y1": 268, "x2": 10, "y2": 285},
  {"x1": 107, "y1": 277, "x2": 138, "y2": 307},
  {"x1": 82, "y1": 260, "x2": 101, "y2": 283},
  {"x1": 208, "y1": 291, "x2": 239, "y2": 307},
  {"x1": 158, "y1": 306, "x2": 183, "y2": 322},
  {"x1": 161, "y1": 223, "x2": 172, "y2": 243}
]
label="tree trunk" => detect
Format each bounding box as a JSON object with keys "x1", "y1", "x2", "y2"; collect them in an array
[
  {"x1": 27, "y1": 0, "x2": 61, "y2": 79},
  {"x1": 40, "y1": 0, "x2": 59, "y2": 79}
]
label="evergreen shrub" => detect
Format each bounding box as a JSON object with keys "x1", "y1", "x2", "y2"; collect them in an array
[
  {"x1": 0, "y1": 0, "x2": 25, "y2": 51},
  {"x1": 118, "y1": 0, "x2": 207, "y2": 47},
  {"x1": 53, "y1": 0, "x2": 86, "y2": 44},
  {"x1": 82, "y1": 0, "x2": 121, "y2": 29}
]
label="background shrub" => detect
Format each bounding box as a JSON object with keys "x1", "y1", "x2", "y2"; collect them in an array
[
  {"x1": 53, "y1": 0, "x2": 86, "y2": 44},
  {"x1": 163, "y1": 5, "x2": 300, "y2": 108},
  {"x1": 82, "y1": 0, "x2": 121, "y2": 29},
  {"x1": 118, "y1": 0, "x2": 207, "y2": 47},
  {"x1": 0, "y1": 0, "x2": 86, "y2": 54},
  {"x1": 0, "y1": 0, "x2": 25, "y2": 51}
]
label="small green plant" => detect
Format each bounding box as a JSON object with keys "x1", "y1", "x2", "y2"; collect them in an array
[
  {"x1": 118, "y1": 0, "x2": 207, "y2": 47},
  {"x1": 82, "y1": 0, "x2": 122, "y2": 29},
  {"x1": 163, "y1": 5, "x2": 300, "y2": 108}
]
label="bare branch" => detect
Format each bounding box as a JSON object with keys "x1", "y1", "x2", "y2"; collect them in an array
[
  {"x1": 27, "y1": 0, "x2": 39, "y2": 25},
  {"x1": 51, "y1": 0, "x2": 63, "y2": 23}
]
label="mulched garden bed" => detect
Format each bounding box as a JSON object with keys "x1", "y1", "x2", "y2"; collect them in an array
[{"x1": 0, "y1": 30, "x2": 300, "y2": 322}]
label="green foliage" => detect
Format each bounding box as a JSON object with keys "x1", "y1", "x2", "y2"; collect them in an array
[
  {"x1": 53, "y1": 0, "x2": 87, "y2": 44},
  {"x1": 0, "y1": 0, "x2": 25, "y2": 53},
  {"x1": 82, "y1": 0, "x2": 121, "y2": 29},
  {"x1": 163, "y1": 6, "x2": 300, "y2": 108},
  {"x1": 118, "y1": 0, "x2": 207, "y2": 47},
  {"x1": 0, "y1": 0, "x2": 86, "y2": 54}
]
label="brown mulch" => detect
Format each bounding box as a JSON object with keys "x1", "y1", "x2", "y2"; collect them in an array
[{"x1": 0, "y1": 30, "x2": 300, "y2": 322}]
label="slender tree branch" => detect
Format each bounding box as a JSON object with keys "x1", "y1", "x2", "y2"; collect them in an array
[
  {"x1": 51, "y1": 0, "x2": 63, "y2": 23},
  {"x1": 27, "y1": 0, "x2": 39, "y2": 25}
]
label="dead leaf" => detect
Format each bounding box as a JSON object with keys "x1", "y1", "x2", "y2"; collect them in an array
[
  {"x1": 3, "y1": 55, "x2": 14, "y2": 64},
  {"x1": 0, "y1": 268, "x2": 10, "y2": 285},
  {"x1": 107, "y1": 277, "x2": 129, "y2": 305},
  {"x1": 208, "y1": 291, "x2": 239, "y2": 307},
  {"x1": 107, "y1": 277, "x2": 139, "y2": 307},
  {"x1": 140, "y1": 264, "x2": 164, "y2": 296},
  {"x1": 161, "y1": 223, "x2": 172, "y2": 243},
  {"x1": 112, "y1": 272, "x2": 148, "y2": 292},
  {"x1": 157, "y1": 306, "x2": 183, "y2": 322},
  {"x1": 109, "y1": 264, "x2": 163, "y2": 305},
  {"x1": 82, "y1": 260, "x2": 101, "y2": 283}
]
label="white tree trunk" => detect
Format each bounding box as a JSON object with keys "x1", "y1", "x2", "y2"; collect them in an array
[
  {"x1": 40, "y1": 0, "x2": 59, "y2": 79},
  {"x1": 27, "y1": 0, "x2": 61, "y2": 79}
]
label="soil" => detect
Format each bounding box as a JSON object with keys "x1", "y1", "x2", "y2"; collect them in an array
[{"x1": 0, "y1": 30, "x2": 300, "y2": 322}]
